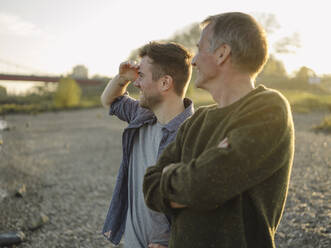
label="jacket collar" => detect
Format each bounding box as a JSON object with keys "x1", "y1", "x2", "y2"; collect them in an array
[
  {"x1": 163, "y1": 98, "x2": 194, "y2": 133},
  {"x1": 127, "y1": 98, "x2": 194, "y2": 131}
]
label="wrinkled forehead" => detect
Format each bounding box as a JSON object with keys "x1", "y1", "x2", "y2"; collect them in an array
[
  {"x1": 198, "y1": 24, "x2": 213, "y2": 49},
  {"x1": 139, "y1": 56, "x2": 154, "y2": 72}
]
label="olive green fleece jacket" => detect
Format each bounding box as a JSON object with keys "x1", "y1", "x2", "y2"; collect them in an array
[{"x1": 143, "y1": 85, "x2": 295, "y2": 248}]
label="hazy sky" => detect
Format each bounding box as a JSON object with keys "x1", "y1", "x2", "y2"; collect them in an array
[{"x1": 0, "y1": 0, "x2": 330, "y2": 78}]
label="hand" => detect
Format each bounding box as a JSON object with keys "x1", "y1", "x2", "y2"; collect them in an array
[
  {"x1": 162, "y1": 164, "x2": 187, "y2": 208},
  {"x1": 119, "y1": 61, "x2": 139, "y2": 83},
  {"x1": 218, "y1": 137, "x2": 229, "y2": 148},
  {"x1": 148, "y1": 244, "x2": 168, "y2": 248},
  {"x1": 170, "y1": 201, "x2": 187, "y2": 208},
  {"x1": 162, "y1": 163, "x2": 177, "y2": 174}
]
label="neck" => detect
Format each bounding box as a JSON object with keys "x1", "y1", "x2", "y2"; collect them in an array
[
  {"x1": 152, "y1": 95, "x2": 185, "y2": 124},
  {"x1": 206, "y1": 72, "x2": 255, "y2": 108}
]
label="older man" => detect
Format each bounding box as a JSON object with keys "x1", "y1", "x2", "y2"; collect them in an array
[{"x1": 143, "y1": 12, "x2": 295, "y2": 248}]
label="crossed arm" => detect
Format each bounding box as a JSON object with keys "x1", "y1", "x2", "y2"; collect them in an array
[{"x1": 143, "y1": 104, "x2": 289, "y2": 214}]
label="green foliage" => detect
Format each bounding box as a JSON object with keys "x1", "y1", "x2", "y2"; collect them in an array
[
  {"x1": 254, "y1": 13, "x2": 280, "y2": 35},
  {"x1": 0, "y1": 85, "x2": 7, "y2": 97},
  {"x1": 190, "y1": 88, "x2": 215, "y2": 107},
  {"x1": 81, "y1": 82, "x2": 108, "y2": 97},
  {"x1": 128, "y1": 48, "x2": 140, "y2": 62},
  {"x1": 184, "y1": 88, "x2": 331, "y2": 114},
  {"x1": 168, "y1": 23, "x2": 200, "y2": 54},
  {"x1": 254, "y1": 13, "x2": 300, "y2": 54},
  {"x1": 259, "y1": 55, "x2": 287, "y2": 78},
  {"x1": 257, "y1": 57, "x2": 331, "y2": 97},
  {"x1": 273, "y1": 33, "x2": 301, "y2": 54},
  {"x1": 0, "y1": 103, "x2": 52, "y2": 115},
  {"x1": 53, "y1": 77, "x2": 82, "y2": 108},
  {"x1": 295, "y1": 66, "x2": 316, "y2": 81},
  {"x1": 0, "y1": 81, "x2": 103, "y2": 115},
  {"x1": 0, "y1": 92, "x2": 53, "y2": 106},
  {"x1": 281, "y1": 90, "x2": 331, "y2": 113}
]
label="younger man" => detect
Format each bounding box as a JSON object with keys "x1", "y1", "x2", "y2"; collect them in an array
[{"x1": 101, "y1": 42, "x2": 193, "y2": 248}]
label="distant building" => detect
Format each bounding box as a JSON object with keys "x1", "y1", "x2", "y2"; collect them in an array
[
  {"x1": 308, "y1": 76, "x2": 321, "y2": 84},
  {"x1": 71, "y1": 65, "x2": 88, "y2": 79}
]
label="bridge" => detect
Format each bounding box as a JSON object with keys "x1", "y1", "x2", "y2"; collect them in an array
[
  {"x1": 0, "y1": 73, "x2": 106, "y2": 86},
  {"x1": 0, "y1": 58, "x2": 108, "y2": 86}
]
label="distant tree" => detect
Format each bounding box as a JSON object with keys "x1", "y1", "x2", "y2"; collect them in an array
[
  {"x1": 0, "y1": 85, "x2": 7, "y2": 97},
  {"x1": 168, "y1": 23, "x2": 200, "y2": 53},
  {"x1": 254, "y1": 13, "x2": 301, "y2": 55},
  {"x1": 128, "y1": 48, "x2": 140, "y2": 62},
  {"x1": 295, "y1": 66, "x2": 316, "y2": 81},
  {"x1": 254, "y1": 13, "x2": 280, "y2": 35},
  {"x1": 70, "y1": 65, "x2": 89, "y2": 79},
  {"x1": 256, "y1": 55, "x2": 289, "y2": 89},
  {"x1": 260, "y1": 55, "x2": 287, "y2": 77},
  {"x1": 287, "y1": 66, "x2": 321, "y2": 92},
  {"x1": 322, "y1": 74, "x2": 331, "y2": 81},
  {"x1": 321, "y1": 74, "x2": 331, "y2": 91},
  {"x1": 91, "y1": 74, "x2": 110, "y2": 81},
  {"x1": 53, "y1": 77, "x2": 81, "y2": 107},
  {"x1": 274, "y1": 33, "x2": 301, "y2": 54}
]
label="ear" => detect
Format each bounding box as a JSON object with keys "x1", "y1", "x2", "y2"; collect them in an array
[
  {"x1": 159, "y1": 75, "x2": 173, "y2": 92},
  {"x1": 215, "y1": 44, "x2": 231, "y2": 65}
]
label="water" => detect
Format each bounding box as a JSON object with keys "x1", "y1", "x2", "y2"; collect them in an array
[{"x1": 0, "y1": 81, "x2": 47, "y2": 95}]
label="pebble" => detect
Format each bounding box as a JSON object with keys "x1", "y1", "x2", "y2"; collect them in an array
[
  {"x1": 0, "y1": 109, "x2": 330, "y2": 247},
  {"x1": 0, "y1": 231, "x2": 25, "y2": 246}
]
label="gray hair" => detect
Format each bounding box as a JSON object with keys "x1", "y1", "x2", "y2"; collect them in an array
[{"x1": 201, "y1": 12, "x2": 269, "y2": 76}]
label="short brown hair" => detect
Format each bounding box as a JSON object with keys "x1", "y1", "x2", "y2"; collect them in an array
[
  {"x1": 139, "y1": 42, "x2": 192, "y2": 97},
  {"x1": 202, "y1": 12, "x2": 268, "y2": 77}
]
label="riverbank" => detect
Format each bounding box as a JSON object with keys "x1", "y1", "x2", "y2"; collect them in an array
[{"x1": 0, "y1": 108, "x2": 330, "y2": 247}]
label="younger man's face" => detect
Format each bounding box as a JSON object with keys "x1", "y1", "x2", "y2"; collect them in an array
[{"x1": 134, "y1": 56, "x2": 163, "y2": 110}]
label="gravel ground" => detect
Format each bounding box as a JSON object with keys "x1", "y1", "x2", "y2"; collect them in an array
[{"x1": 0, "y1": 108, "x2": 330, "y2": 248}]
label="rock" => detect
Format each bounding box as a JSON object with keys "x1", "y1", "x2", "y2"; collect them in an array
[
  {"x1": 0, "y1": 120, "x2": 9, "y2": 131},
  {"x1": 277, "y1": 231, "x2": 286, "y2": 238},
  {"x1": 15, "y1": 184, "x2": 26, "y2": 198},
  {"x1": 0, "y1": 188, "x2": 8, "y2": 202},
  {"x1": 0, "y1": 231, "x2": 25, "y2": 246},
  {"x1": 28, "y1": 213, "x2": 49, "y2": 231}
]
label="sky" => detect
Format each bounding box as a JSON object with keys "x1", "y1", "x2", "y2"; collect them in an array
[{"x1": 0, "y1": 0, "x2": 330, "y2": 82}]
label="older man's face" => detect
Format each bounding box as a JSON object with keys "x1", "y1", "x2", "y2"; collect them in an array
[{"x1": 191, "y1": 24, "x2": 219, "y2": 89}]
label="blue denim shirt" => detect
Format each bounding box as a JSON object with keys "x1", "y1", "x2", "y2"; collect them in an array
[{"x1": 102, "y1": 93, "x2": 194, "y2": 245}]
